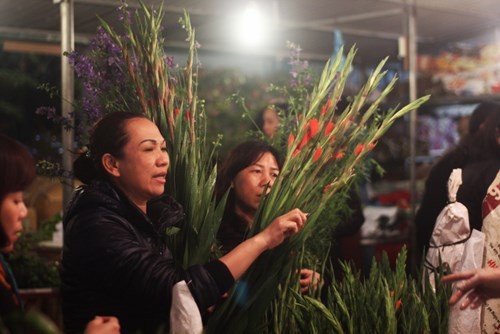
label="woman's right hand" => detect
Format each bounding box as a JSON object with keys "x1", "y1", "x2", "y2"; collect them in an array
[
  {"x1": 259, "y1": 208, "x2": 308, "y2": 250},
  {"x1": 442, "y1": 268, "x2": 500, "y2": 309}
]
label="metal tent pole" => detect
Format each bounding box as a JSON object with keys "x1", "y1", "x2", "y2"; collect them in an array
[
  {"x1": 58, "y1": 0, "x2": 75, "y2": 213},
  {"x1": 407, "y1": 0, "x2": 418, "y2": 268}
]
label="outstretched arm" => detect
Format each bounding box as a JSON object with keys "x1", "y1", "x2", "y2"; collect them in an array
[
  {"x1": 219, "y1": 208, "x2": 307, "y2": 280},
  {"x1": 442, "y1": 268, "x2": 500, "y2": 309}
]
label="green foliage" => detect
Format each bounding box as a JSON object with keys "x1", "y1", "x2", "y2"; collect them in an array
[
  {"x1": 2, "y1": 310, "x2": 60, "y2": 334},
  {"x1": 268, "y1": 247, "x2": 452, "y2": 334},
  {"x1": 9, "y1": 214, "x2": 61, "y2": 289}
]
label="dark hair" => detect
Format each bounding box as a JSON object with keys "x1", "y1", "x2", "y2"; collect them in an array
[
  {"x1": 215, "y1": 140, "x2": 283, "y2": 205},
  {"x1": 0, "y1": 134, "x2": 36, "y2": 248},
  {"x1": 73, "y1": 112, "x2": 148, "y2": 184},
  {"x1": 469, "y1": 101, "x2": 500, "y2": 134},
  {"x1": 444, "y1": 101, "x2": 500, "y2": 166}
]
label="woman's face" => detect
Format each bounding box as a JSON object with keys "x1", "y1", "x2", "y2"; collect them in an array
[
  {"x1": 111, "y1": 118, "x2": 169, "y2": 209},
  {"x1": 262, "y1": 108, "x2": 280, "y2": 138},
  {"x1": 232, "y1": 152, "x2": 280, "y2": 215},
  {"x1": 0, "y1": 192, "x2": 27, "y2": 253}
]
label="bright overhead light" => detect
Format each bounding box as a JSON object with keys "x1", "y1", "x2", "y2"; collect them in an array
[{"x1": 232, "y1": 2, "x2": 270, "y2": 49}]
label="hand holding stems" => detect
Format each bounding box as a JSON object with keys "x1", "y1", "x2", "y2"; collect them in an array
[
  {"x1": 442, "y1": 268, "x2": 500, "y2": 310},
  {"x1": 84, "y1": 316, "x2": 120, "y2": 334},
  {"x1": 259, "y1": 208, "x2": 308, "y2": 250},
  {"x1": 299, "y1": 269, "x2": 322, "y2": 294},
  {"x1": 219, "y1": 208, "x2": 308, "y2": 280}
]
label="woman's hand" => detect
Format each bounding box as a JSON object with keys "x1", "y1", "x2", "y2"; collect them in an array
[
  {"x1": 299, "y1": 268, "x2": 321, "y2": 294},
  {"x1": 260, "y1": 208, "x2": 308, "y2": 250},
  {"x1": 219, "y1": 208, "x2": 307, "y2": 281},
  {"x1": 442, "y1": 268, "x2": 500, "y2": 309},
  {"x1": 84, "y1": 316, "x2": 120, "y2": 334}
]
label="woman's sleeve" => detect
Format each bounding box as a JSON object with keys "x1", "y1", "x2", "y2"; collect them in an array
[{"x1": 64, "y1": 210, "x2": 234, "y2": 314}]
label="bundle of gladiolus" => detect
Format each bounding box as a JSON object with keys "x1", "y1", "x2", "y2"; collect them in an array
[{"x1": 207, "y1": 45, "x2": 429, "y2": 332}]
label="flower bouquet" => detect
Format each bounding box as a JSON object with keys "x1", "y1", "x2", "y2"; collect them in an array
[{"x1": 206, "y1": 39, "x2": 430, "y2": 331}]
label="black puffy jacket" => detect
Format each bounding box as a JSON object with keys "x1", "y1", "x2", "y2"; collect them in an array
[{"x1": 60, "y1": 180, "x2": 233, "y2": 333}]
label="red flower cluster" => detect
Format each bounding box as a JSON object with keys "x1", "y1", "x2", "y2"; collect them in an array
[
  {"x1": 288, "y1": 117, "x2": 335, "y2": 161},
  {"x1": 354, "y1": 143, "x2": 375, "y2": 155}
]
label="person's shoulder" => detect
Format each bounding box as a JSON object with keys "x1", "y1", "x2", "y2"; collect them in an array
[{"x1": 64, "y1": 181, "x2": 129, "y2": 229}]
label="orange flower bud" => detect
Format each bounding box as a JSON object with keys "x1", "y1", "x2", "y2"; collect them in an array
[{"x1": 288, "y1": 134, "x2": 295, "y2": 147}]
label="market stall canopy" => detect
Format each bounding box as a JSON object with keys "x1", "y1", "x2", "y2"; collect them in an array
[{"x1": 1, "y1": 0, "x2": 499, "y2": 64}]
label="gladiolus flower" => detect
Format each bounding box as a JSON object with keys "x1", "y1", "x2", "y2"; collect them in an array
[
  {"x1": 174, "y1": 108, "x2": 180, "y2": 117},
  {"x1": 288, "y1": 134, "x2": 295, "y2": 147},
  {"x1": 313, "y1": 147, "x2": 322, "y2": 161},
  {"x1": 354, "y1": 142, "x2": 375, "y2": 155},
  {"x1": 309, "y1": 118, "x2": 319, "y2": 137},
  {"x1": 296, "y1": 118, "x2": 320, "y2": 152},
  {"x1": 325, "y1": 122, "x2": 335, "y2": 136},
  {"x1": 332, "y1": 151, "x2": 344, "y2": 160},
  {"x1": 396, "y1": 299, "x2": 402, "y2": 311}
]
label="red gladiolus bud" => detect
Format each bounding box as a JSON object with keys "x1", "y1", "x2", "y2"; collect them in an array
[
  {"x1": 354, "y1": 144, "x2": 364, "y2": 155},
  {"x1": 309, "y1": 118, "x2": 319, "y2": 137},
  {"x1": 323, "y1": 183, "x2": 331, "y2": 193},
  {"x1": 327, "y1": 99, "x2": 333, "y2": 108},
  {"x1": 333, "y1": 151, "x2": 344, "y2": 160},
  {"x1": 325, "y1": 122, "x2": 335, "y2": 136},
  {"x1": 321, "y1": 105, "x2": 327, "y2": 115},
  {"x1": 298, "y1": 133, "x2": 310, "y2": 150},
  {"x1": 186, "y1": 111, "x2": 192, "y2": 121},
  {"x1": 313, "y1": 147, "x2": 322, "y2": 161},
  {"x1": 174, "y1": 108, "x2": 180, "y2": 117},
  {"x1": 288, "y1": 134, "x2": 295, "y2": 147},
  {"x1": 355, "y1": 142, "x2": 375, "y2": 155},
  {"x1": 396, "y1": 299, "x2": 402, "y2": 311}
]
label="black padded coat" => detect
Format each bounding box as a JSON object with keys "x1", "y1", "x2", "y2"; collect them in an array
[{"x1": 60, "y1": 180, "x2": 233, "y2": 333}]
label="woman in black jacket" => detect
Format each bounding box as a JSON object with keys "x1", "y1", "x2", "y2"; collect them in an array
[{"x1": 60, "y1": 112, "x2": 307, "y2": 333}]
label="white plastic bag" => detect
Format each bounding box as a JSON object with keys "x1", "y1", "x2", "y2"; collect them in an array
[
  {"x1": 424, "y1": 168, "x2": 484, "y2": 334},
  {"x1": 170, "y1": 280, "x2": 203, "y2": 334}
]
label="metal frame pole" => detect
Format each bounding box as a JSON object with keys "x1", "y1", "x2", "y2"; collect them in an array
[
  {"x1": 407, "y1": 0, "x2": 418, "y2": 268},
  {"x1": 58, "y1": 0, "x2": 75, "y2": 213}
]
